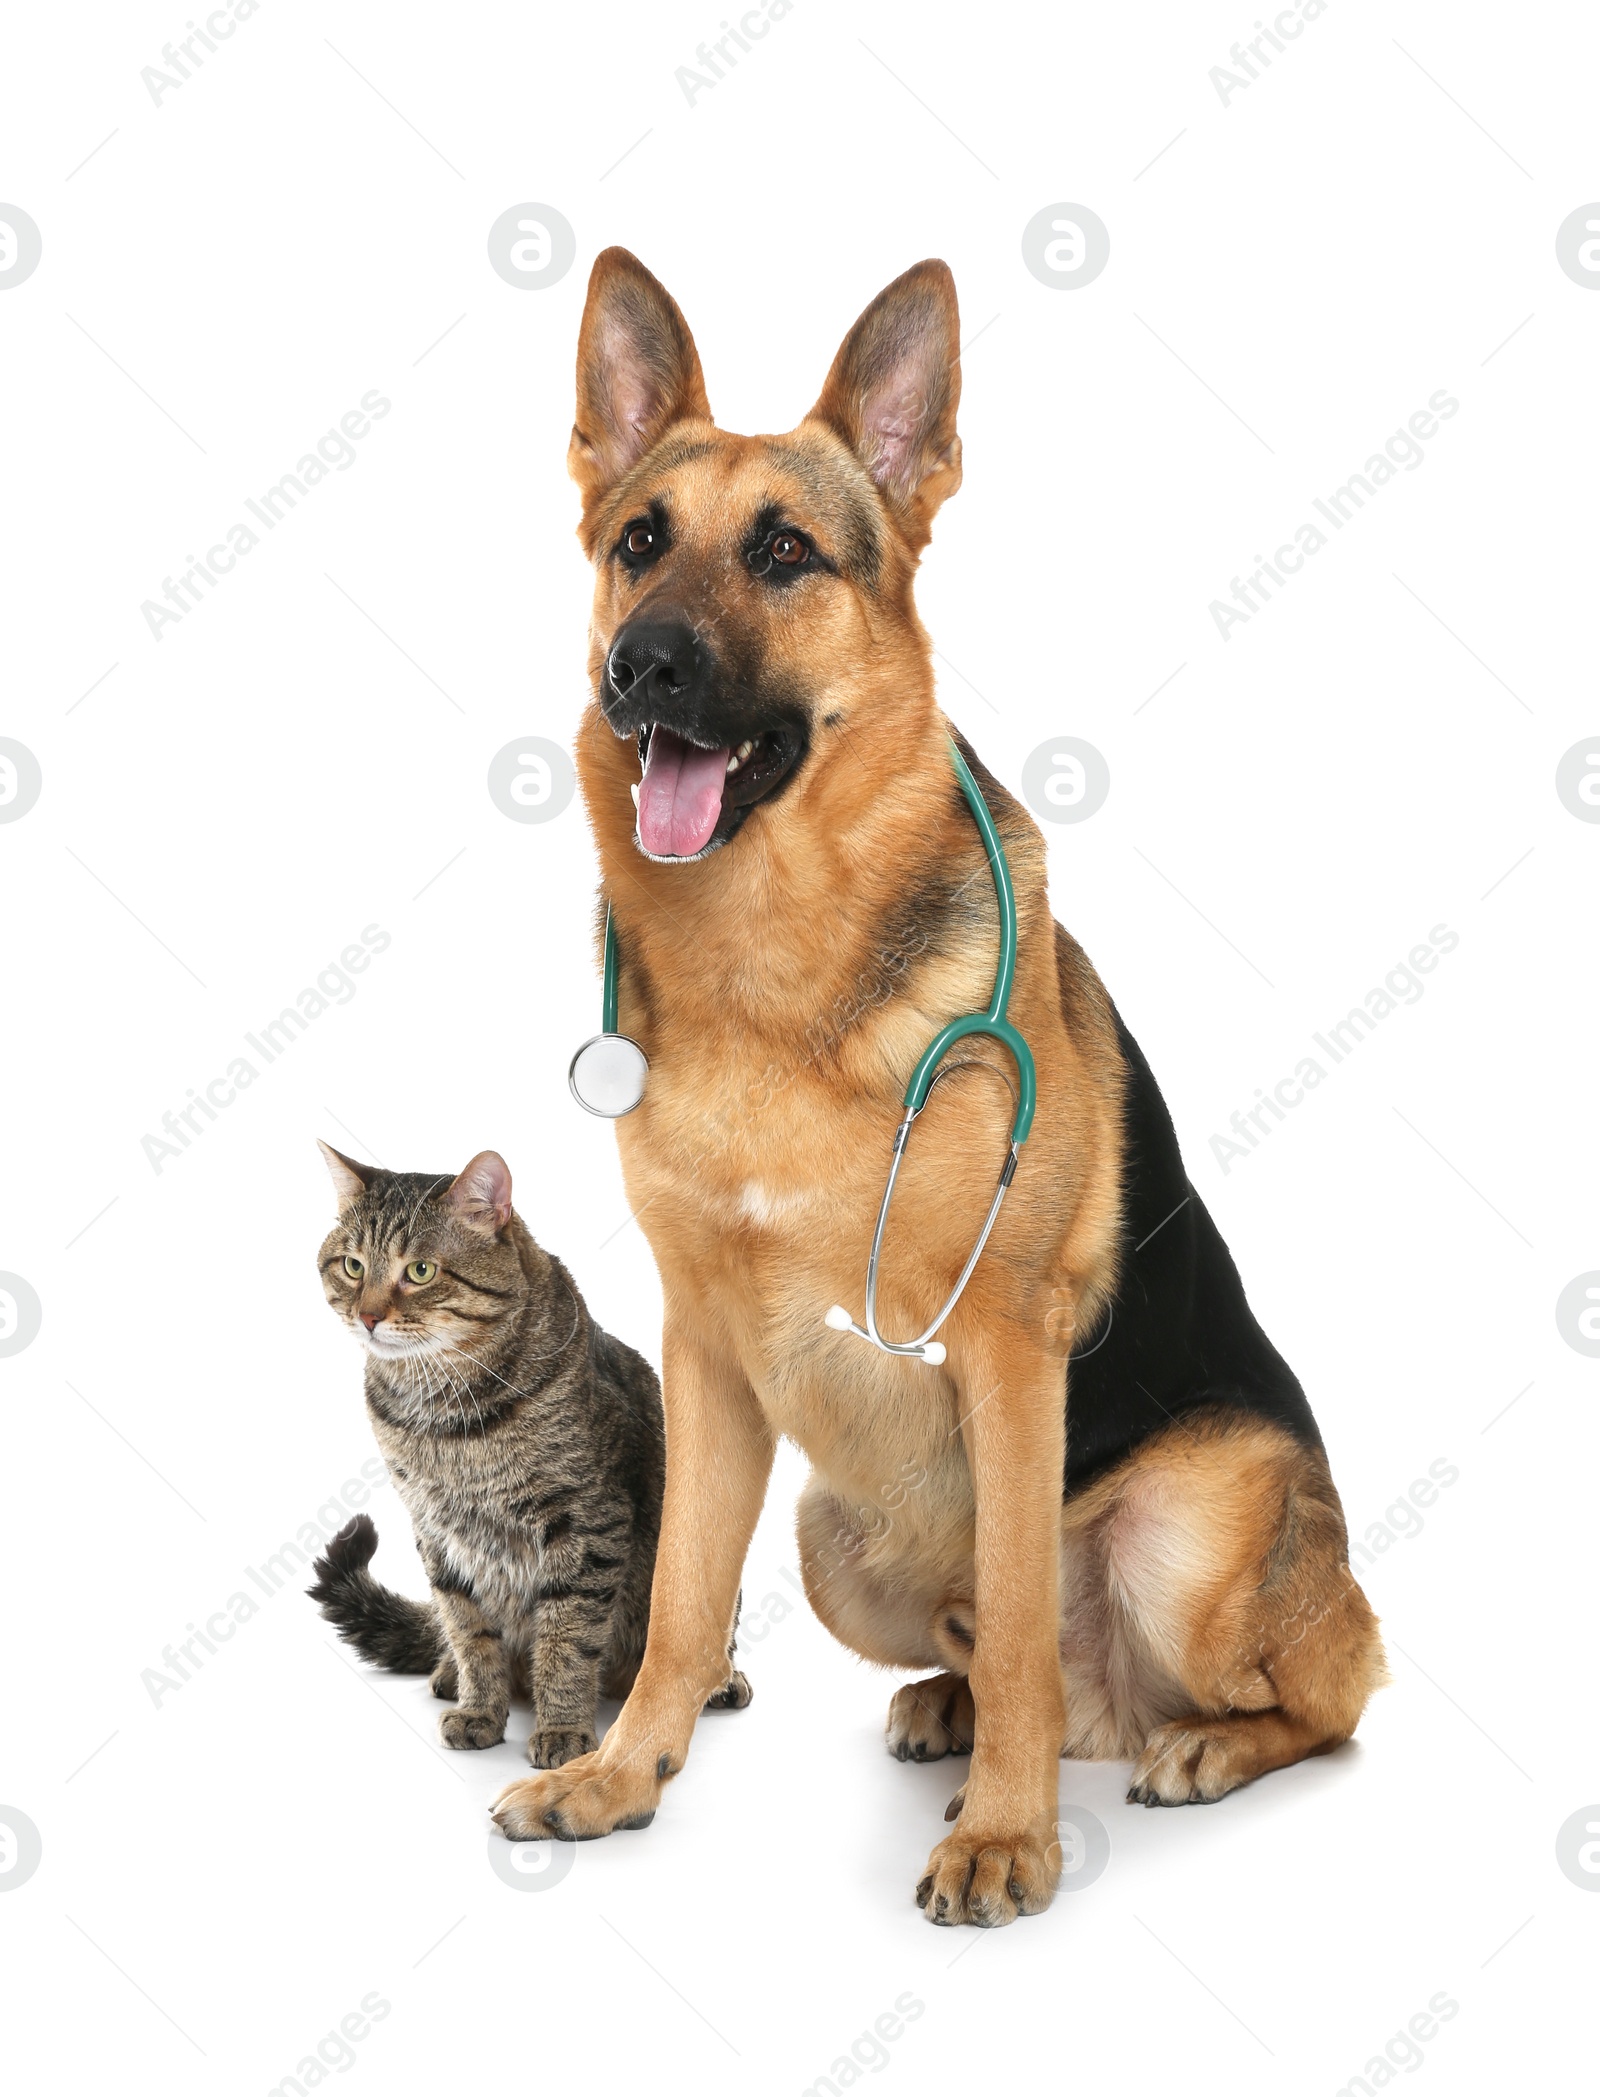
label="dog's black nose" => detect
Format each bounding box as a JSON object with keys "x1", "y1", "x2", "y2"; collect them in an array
[{"x1": 607, "y1": 621, "x2": 705, "y2": 710}]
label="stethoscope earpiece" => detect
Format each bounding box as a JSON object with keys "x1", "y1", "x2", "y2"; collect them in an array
[{"x1": 825, "y1": 1303, "x2": 946, "y2": 1365}]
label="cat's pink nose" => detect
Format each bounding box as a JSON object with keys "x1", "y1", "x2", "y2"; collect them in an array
[{"x1": 360, "y1": 1313, "x2": 379, "y2": 1332}]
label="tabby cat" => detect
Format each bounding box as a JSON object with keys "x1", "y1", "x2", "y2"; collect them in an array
[{"x1": 309, "y1": 1143, "x2": 749, "y2": 1766}]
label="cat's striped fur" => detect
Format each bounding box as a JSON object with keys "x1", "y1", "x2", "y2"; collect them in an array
[{"x1": 310, "y1": 1145, "x2": 749, "y2": 1766}]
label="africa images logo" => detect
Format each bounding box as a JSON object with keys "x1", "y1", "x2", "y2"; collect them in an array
[
  {"x1": 1210, "y1": 925, "x2": 1458, "y2": 1173},
  {"x1": 1209, "y1": 390, "x2": 1459, "y2": 641},
  {"x1": 139, "y1": 391, "x2": 391, "y2": 641},
  {"x1": 141, "y1": 924, "x2": 391, "y2": 1173}
]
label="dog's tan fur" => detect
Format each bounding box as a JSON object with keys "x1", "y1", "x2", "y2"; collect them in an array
[{"x1": 492, "y1": 251, "x2": 1385, "y2": 1922}]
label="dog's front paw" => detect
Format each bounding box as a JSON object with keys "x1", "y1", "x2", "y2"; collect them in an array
[
  {"x1": 528, "y1": 1725, "x2": 598, "y2": 1769},
  {"x1": 492, "y1": 1747, "x2": 665, "y2": 1841},
  {"x1": 915, "y1": 1817, "x2": 1059, "y2": 1927},
  {"x1": 439, "y1": 1707, "x2": 506, "y2": 1750}
]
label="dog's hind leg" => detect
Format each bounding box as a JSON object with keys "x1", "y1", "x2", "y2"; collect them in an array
[
  {"x1": 703, "y1": 1592, "x2": 753, "y2": 1710},
  {"x1": 1128, "y1": 1708, "x2": 1342, "y2": 1805},
  {"x1": 1083, "y1": 1410, "x2": 1387, "y2": 1807},
  {"x1": 886, "y1": 1671, "x2": 976, "y2": 1762}
]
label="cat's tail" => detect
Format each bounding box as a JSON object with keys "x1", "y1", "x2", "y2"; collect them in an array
[{"x1": 307, "y1": 1514, "x2": 444, "y2": 1673}]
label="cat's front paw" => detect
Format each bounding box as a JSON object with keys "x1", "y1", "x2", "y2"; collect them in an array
[
  {"x1": 439, "y1": 1707, "x2": 506, "y2": 1750},
  {"x1": 528, "y1": 1724, "x2": 598, "y2": 1769},
  {"x1": 429, "y1": 1657, "x2": 458, "y2": 1701}
]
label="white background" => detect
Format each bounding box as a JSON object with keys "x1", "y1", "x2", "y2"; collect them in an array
[{"x1": 2, "y1": 2, "x2": 1596, "y2": 2090}]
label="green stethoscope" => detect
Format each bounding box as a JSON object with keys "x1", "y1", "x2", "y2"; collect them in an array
[{"x1": 569, "y1": 739, "x2": 1036, "y2": 1367}]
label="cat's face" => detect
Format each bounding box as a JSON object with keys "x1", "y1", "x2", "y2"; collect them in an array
[{"x1": 316, "y1": 1147, "x2": 522, "y2": 1365}]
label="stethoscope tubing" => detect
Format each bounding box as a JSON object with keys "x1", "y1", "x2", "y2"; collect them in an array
[
  {"x1": 835, "y1": 738, "x2": 1037, "y2": 1364},
  {"x1": 851, "y1": 1109, "x2": 1022, "y2": 1358},
  {"x1": 576, "y1": 735, "x2": 1038, "y2": 1368}
]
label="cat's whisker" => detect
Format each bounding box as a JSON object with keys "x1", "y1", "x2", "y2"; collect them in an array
[
  {"x1": 445, "y1": 1353, "x2": 488, "y2": 1438},
  {"x1": 438, "y1": 1342, "x2": 528, "y2": 1401},
  {"x1": 436, "y1": 1295, "x2": 581, "y2": 1398},
  {"x1": 436, "y1": 1348, "x2": 514, "y2": 1439},
  {"x1": 412, "y1": 1355, "x2": 440, "y2": 1410},
  {"x1": 431, "y1": 1349, "x2": 482, "y2": 1436}
]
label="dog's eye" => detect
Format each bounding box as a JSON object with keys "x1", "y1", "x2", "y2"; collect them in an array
[
  {"x1": 749, "y1": 528, "x2": 813, "y2": 576},
  {"x1": 622, "y1": 522, "x2": 655, "y2": 558}
]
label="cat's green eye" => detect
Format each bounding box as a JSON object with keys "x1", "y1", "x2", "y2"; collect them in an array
[
  {"x1": 405, "y1": 1260, "x2": 438, "y2": 1286},
  {"x1": 342, "y1": 1255, "x2": 364, "y2": 1280}
]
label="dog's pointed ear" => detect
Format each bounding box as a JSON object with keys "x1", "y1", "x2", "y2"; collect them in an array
[
  {"x1": 807, "y1": 260, "x2": 962, "y2": 549},
  {"x1": 570, "y1": 248, "x2": 712, "y2": 520}
]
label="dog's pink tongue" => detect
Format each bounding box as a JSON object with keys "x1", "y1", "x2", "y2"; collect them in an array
[{"x1": 636, "y1": 727, "x2": 730, "y2": 857}]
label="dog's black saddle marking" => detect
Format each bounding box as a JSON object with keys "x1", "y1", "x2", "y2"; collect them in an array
[{"x1": 1063, "y1": 1008, "x2": 1322, "y2": 1497}]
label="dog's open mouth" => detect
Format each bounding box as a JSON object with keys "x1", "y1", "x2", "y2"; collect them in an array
[{"x1": 632, "y1": 722, "x2": 800, "y2": 859}]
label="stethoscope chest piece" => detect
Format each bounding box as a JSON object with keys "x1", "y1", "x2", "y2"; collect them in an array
[
  {"x1": 568, "y1": 1030, "x2": 648, "y2": 1118},
  {"x1": 569, "y1": 902, "x2": 648, "y2": 1118}
]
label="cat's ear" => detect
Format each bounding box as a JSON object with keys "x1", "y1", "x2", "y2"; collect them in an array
[
  {"x1": 570, "y1": 247, "x2": 711, "y2": 522},
  {"x1": 446, "y1": 1151, "x2": 513, "y2": 1234},
  {"x1": 318, "y1": 1140, "x2": 373, "y2": 1212}
]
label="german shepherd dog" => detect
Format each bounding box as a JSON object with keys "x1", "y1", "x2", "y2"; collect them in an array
[{"x1": 492, "y1": 250, "x2": 1386, "y2": 1924}]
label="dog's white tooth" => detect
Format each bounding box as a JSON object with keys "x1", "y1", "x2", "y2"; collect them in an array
[
  {"x1": 630, "y1": 782, "x2": 640, "y2": 806},
  {"x1": 736, "y1": 739, "x2": 754, "y2": 760},
  {"x1": 726, "y1": 753, "x2": 738, "y2": 773}
]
